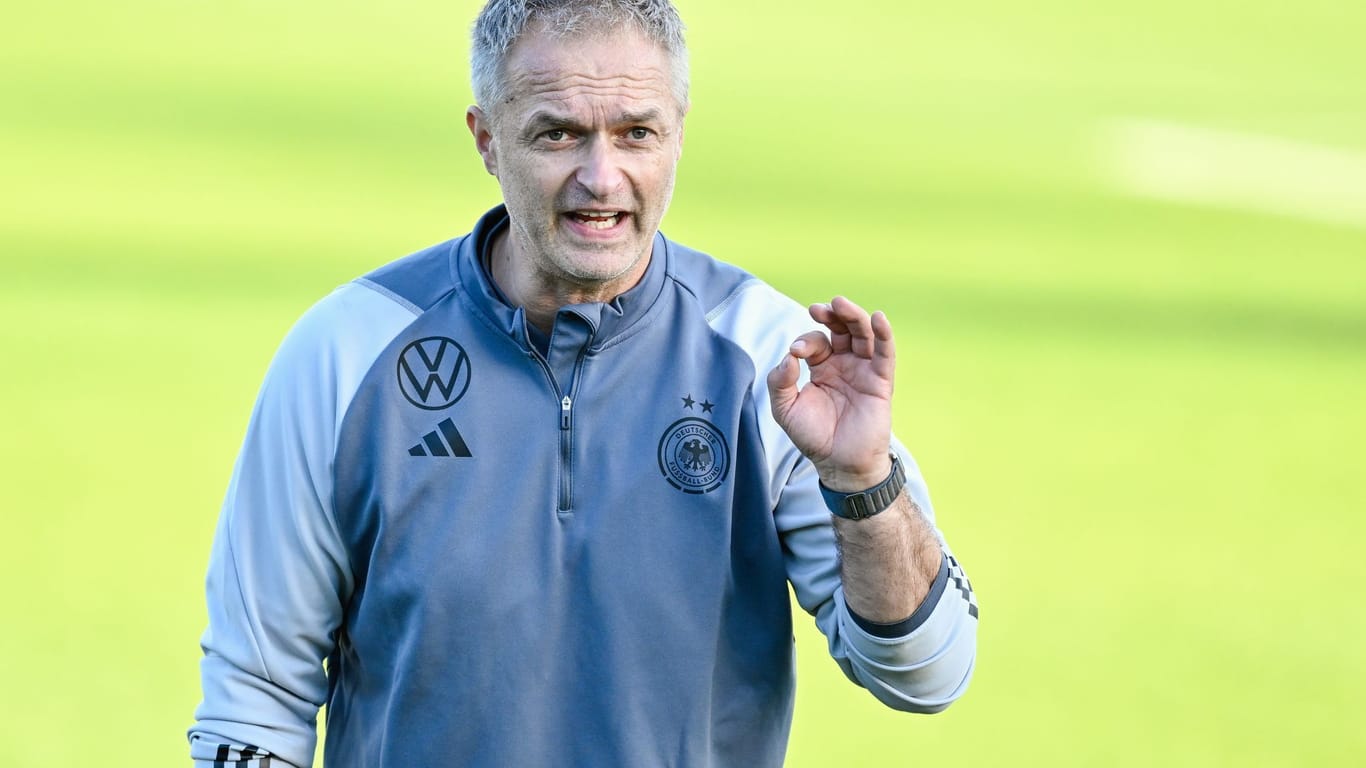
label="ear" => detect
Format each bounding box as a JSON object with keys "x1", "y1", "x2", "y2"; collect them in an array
[{"x1": 467, "y1": 106, "x2": 498, "y2": 177}]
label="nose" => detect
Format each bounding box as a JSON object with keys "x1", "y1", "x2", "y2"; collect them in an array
[{"x1": 574, "y1": 137, "x2": 626, "y2": 199}]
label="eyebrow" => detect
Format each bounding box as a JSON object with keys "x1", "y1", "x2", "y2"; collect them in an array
[
  {"x1": 616, "y1": 108, "x2": 665, "y2": 126},
  {"x1": 523, "y1": 112, "x2": 578, "y2": 134},
  {"x1": 521, "y1": 107, "x2": 667, "y2": 136}
]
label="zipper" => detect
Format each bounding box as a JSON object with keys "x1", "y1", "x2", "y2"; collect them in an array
[
  {"x1": 557, "y1": 349, "x2": 589, "y2": 512},
  {"x1": 559, "y1": 395, "x2": 573, "y2": 511},
  {"x1": 528, "y1": 343, "x2": 591, "y2": 514}
]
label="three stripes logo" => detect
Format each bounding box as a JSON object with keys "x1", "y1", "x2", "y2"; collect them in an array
[
  {"x1": 397, "y1": 336, "x2": 472, "y2": 410},
  {"x1": 409, "y1": 418, "x2": 473, "y2": 458}
]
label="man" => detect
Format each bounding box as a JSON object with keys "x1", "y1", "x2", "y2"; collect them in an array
[{"x1": 189, "y1": 1, "x2": 977, "y2": 766}]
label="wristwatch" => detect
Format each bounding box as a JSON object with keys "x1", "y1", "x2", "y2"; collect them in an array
[{"x1": 818, "y1": 454, "x2": 906, "y2": 520}]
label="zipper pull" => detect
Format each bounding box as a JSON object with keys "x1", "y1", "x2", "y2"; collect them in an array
[{"x1": 560, "y1": 396, "x2": 572, "y2": 429}]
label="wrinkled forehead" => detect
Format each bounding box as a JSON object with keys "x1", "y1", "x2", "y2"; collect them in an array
[{"x1": 499, "y1": 22, "x2": 682, "y2": 115}]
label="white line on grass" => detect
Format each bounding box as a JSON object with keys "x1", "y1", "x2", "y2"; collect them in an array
[{"x1": 1100, "y1": 119, "x2": 1366, "y2": 229}]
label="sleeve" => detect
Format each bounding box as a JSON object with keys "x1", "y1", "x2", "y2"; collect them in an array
[
  {"x1": 711, "y1": 279, "x2": 978, "y2": 713},
  {"x1": 775, "y1": 441, "x2": 978, "y2": 713},
  {"x1": 188, "y1": 282, "x2": 418, "y2": 767}
]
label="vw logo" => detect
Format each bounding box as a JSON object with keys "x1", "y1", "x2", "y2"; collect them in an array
[{"x1": 396, "y1": 336, "x2": 472, "y2": 410}]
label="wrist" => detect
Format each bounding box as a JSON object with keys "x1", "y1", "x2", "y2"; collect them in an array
[
  {"x1": 818, "y1": 454, "x2": 906, "y2": 520},
  {"x1": 815, "y1": 454, "x2": 894, "y2": 493}
]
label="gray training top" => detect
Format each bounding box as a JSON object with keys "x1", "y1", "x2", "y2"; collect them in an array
[{"x1": 190, "y1": 206, "x2": 978, "y2": 768}]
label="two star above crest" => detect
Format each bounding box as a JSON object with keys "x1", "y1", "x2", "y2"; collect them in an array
[{"x1": 681, "y1": 394, "x2": 715, "y2": 414}]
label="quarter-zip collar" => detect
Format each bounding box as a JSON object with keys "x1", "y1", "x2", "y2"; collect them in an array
[{"x1": 453, "y1": 205, "x2": 670, "y2": 355}]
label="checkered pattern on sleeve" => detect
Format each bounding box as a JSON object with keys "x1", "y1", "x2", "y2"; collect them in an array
[
  {"x1": 193, "y1": 742, "x2": 286, "y2": 768},
  {"x1": 946, "y1": 553, "x2": 978, "y2": 620}
]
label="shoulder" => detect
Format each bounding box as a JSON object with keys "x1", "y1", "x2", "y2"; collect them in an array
[
  {"x1": 662, "y1": 236, "x2": 815, "y2": 360},
  {"x1": 257, "y1": 242, "x2": 461, "y2": 430},
  {"x1": 282, "y1": 281, "x2": 419, "y2": 360},
  {"x1": 281, "y1": 235, "x2": 466, "y2": 365},
  {"x1": 356, "y1": 236, "x2": 465, "y2": 314}
]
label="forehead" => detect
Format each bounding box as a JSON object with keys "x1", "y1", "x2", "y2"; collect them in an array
[{"x1": 500, "y1": 25, "x2": 677, "y2": 119}]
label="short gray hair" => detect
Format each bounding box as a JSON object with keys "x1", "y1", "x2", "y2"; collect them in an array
[{"x1": 471, "y1": 0, "x2": 688, "y2": 114}]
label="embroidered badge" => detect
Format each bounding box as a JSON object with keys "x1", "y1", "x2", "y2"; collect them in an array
[{"x1": 658, "y1": 417, "x2": 730, "y2": 494}]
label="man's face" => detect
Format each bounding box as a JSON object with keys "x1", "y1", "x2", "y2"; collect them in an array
[{"x1": 468, "y1": 25, "x2": 685, "y2": 293}]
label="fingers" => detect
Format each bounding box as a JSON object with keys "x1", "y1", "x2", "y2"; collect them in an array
[
  {"x1": 770, "y1": 329, "x2": 833, "y2": 417},
  {"x1": 809, "y1": 296, "x2": 886, "y2": 360},
  {"x1": 788, "y1": 330, "x2": 834, "y2": 366},
  {"x1": 870, "y1": 308, "x2": 896, "y2": 378}
]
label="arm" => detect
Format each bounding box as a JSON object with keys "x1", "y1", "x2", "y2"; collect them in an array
[
  {"x1": 189, "y1": 283, "x2": 417, "y2": 766},
  {"x1": 831, "y1": 489, "x2": 943, "y2": 624},
  {"x1": 768, "y1": 297, "x2": 977, "y2": 711}
]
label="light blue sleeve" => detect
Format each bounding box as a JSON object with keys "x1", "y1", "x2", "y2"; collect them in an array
[
  {"x1": 709, "y1": 280, "x2": 978, "y2": 713},
  {"x1": 188, "y1": 282, "x2": 417, "y2": 767}
]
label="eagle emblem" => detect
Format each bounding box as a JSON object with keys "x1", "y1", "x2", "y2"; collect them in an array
[
  {"x1": 679, "y1": 439, "x2": 712, "y2": 471},
  {"x1": 658, "y1": 417, "x2": 730, "y2": 494}
]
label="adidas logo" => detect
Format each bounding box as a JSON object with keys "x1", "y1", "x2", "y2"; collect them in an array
[{"x1": 408, "y1": 418, "x2": 472, "y2": 457}]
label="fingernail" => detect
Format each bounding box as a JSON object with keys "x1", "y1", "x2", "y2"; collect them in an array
[{"x1": 791, "y1": 340, "x2": 806, "y2": 353}]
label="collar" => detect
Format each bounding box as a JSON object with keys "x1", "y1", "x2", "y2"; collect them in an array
[{"x1": 453, "y1": 205, "x2": 670, "y2": 353}]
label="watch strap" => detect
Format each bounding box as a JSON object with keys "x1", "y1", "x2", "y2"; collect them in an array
[{"x1": 818, "y1": 454, "x2": 906, "y2": 520}]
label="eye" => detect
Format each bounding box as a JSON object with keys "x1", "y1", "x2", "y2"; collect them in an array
[
  {"x1": 544, "y1": 129, "x2": 568, "y2": 142},
  {"x1": 628, "y1": 127, "x2": 652, "y2": 140}
]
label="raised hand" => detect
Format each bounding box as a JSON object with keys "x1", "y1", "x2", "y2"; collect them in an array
[{"x1": 766, "y1": 296, "x2": 896, "y2": 492}]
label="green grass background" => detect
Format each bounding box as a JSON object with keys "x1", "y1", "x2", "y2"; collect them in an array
[{"x1": 3, "y1": 0, "x2": 1364, "y2": 765}]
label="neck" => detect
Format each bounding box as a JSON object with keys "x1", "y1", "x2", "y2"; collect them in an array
[{"x1": 488, "y1": 230, "x2": 650, "y2": 333}]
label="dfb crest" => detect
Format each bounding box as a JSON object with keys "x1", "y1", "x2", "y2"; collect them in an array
[{"x1": 658, "y1": 417, "x2": 730, "y2": 494}]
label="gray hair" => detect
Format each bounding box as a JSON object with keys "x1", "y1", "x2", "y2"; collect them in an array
[{"x1": 471, "y1": 0, "x2": 689, "y2": 115}]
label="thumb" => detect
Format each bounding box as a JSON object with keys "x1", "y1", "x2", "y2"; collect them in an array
[{"x1": 766, "y1": 353, "x2": 800, "y2": 421}]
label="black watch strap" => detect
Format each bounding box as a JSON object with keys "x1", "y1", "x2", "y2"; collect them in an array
[{"x1": 818, "y1": 455, "x2": 906, "y2": 520}]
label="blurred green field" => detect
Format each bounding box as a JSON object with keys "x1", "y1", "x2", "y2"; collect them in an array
[{"x1": 3, "y1": 0, "x2": 1364, "y2": 765}]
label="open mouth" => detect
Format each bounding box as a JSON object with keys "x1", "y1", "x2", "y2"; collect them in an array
[{"x1": 565, "y1": 210, "x2": 628, "y2": 231}]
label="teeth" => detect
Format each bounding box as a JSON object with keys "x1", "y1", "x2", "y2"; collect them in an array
[{"x1": 574, "y1": 211, "x2": 620, "y2": 229}]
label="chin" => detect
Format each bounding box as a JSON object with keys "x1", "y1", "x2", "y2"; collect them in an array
[{"x1": 556, "y1": 246, "x2": 646, "y2": 284}]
